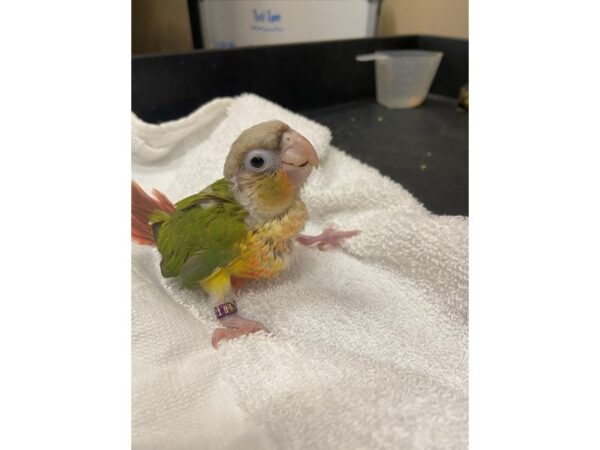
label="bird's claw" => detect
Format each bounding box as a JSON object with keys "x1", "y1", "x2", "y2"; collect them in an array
[
  {"x1": 296, "y1": 228, "x2": 360, "y2": 250},
  {"x1": 211, "y1": 314, "x2": 269, "y2": 349}
]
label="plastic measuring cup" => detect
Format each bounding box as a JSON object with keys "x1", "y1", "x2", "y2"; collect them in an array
[{"x1": 356, "y1": 50, "x2": 443, "y2": 109}]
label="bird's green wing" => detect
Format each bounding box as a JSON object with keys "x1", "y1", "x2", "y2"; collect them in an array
[{"x1": 153, "y1": 179, "x2": 248, "y2": 288}]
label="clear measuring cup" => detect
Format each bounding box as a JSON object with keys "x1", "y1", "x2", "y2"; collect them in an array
[{"x1": 356, "y1": 50, "x2": 443, "y2": 109}]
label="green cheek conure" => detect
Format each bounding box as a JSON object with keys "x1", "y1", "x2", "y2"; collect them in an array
[{"x1": 132, "y1": 120, "x2": 358, "y2": 348}]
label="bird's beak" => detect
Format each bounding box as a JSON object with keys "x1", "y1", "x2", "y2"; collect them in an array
[{"x1": 279, "y1": 130, "x2": 319, "y2": 187}]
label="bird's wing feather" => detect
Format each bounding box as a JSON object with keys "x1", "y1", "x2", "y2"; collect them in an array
[{"x1": 154, "y1": 179, "x2": 248, "y2": 287}]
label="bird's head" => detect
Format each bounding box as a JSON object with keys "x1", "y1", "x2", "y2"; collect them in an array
[{"x1": 224, "y1": 120, "x2": 319, "y2": 220}]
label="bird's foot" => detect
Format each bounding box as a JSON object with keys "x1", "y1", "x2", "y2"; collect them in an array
[
  {"x1": 211, "y1": 314, "x2": 269, "y2": 349},
  {"x1": 296, "y1": 227, "x2": 360, "y2": 250}
]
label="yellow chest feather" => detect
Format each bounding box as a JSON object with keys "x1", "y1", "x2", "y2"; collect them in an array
[{"x1": 232, "y1": 198, "x2": 308, "y2": 279}]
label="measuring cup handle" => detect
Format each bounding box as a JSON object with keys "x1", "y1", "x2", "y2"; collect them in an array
[{"x1": 355, "y1": 53, "x2": 390, "y2": 62}]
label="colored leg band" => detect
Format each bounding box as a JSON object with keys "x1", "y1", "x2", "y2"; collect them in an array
[{"x1": 214, "y1": 301, "x2": 238, "y2": 319}]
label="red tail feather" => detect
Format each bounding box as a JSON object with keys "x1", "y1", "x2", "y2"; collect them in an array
[{"x1": 131, "y1": 181, "x2": 175, "y2": 245}]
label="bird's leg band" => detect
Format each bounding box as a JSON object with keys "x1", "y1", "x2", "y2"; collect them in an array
[{"x1": 214, "y1": 301, "x2": 238, "y2": 319}]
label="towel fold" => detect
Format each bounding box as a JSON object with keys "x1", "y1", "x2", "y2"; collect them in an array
[{"x1": 132, "y1": 94, "x2": 468, "y2": 450}]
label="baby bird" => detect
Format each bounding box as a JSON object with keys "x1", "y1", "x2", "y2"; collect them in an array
[{"x1": 132, "y1": 120, "x2": 358, "y2": 348}]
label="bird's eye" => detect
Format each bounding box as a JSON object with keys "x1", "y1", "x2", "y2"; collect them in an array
[
  {"x1": 250, "y1": 156, "x2": 264, "y2": 168},
  {"x1": 244, "y1": 149, "x2": 278, "y2": 173}
]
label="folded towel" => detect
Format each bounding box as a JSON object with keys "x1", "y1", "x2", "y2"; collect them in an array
[{"x1": 132, "y1": 94, "x2": 468, "y2": 450}]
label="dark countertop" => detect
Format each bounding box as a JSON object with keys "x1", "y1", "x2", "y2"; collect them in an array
[
  {"x1": 303, "y1": 96, "x2": 468, "y2": 216},
  {"x1": 132, "y1": 36, "x2": 469, "y2": 216}
]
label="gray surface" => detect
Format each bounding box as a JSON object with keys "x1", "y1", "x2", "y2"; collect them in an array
[{"x1": 302, "y1": 95, "x2": 468, "y2": 216}]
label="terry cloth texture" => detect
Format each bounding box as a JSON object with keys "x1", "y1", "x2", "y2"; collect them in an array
[{"x1": 132, "y1": 94, "x2": 468, "y2": 450}]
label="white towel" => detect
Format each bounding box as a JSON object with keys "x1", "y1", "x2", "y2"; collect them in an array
[{"x1": 132, "y1": 94, "x2": 468, "y2": 450}]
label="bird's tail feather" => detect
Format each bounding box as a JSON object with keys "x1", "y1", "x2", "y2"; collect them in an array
[{"x1": 131, "y1": 181, "x2": 175, "y2": 245}]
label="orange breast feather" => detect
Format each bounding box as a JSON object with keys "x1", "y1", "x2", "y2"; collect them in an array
[{"x1": 231, "y1": 198, "x2": 308, "y2": 279}]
